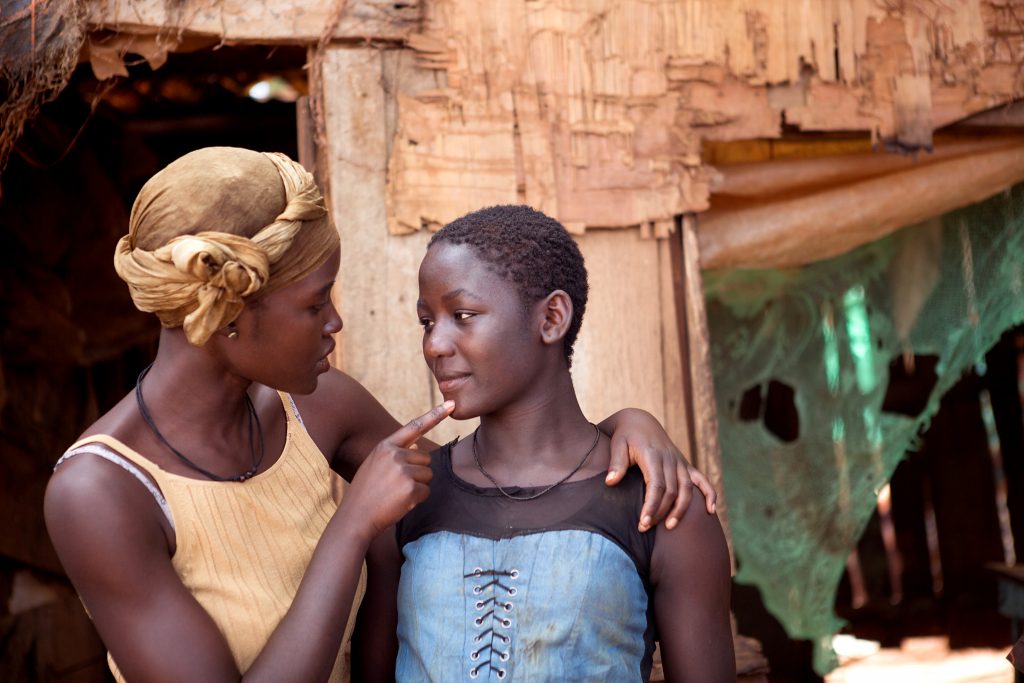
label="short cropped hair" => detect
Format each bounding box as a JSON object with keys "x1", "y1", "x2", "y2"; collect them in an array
[{"x1": 428, "y1": 205, "x2": 588, "y2": 366}]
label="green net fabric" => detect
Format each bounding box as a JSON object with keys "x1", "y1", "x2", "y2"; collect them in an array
[{"x1": 704, "y1": 183, "x2": 1024, "y2": 673}]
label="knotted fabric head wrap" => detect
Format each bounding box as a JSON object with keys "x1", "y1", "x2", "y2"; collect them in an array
[{"x1": 114, "y1": 147, "x2": 339, "y2": 346}]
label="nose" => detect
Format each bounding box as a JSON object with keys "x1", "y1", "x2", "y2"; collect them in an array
[
  {"x1": 324, "y1": 303, "x2": 343, "y2": 335},
  {"x1": 423, "y1": 321, "x2": 454, "y2": 359}
]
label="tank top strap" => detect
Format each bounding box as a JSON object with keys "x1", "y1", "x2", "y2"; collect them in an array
[
  {"x1": 276, "y1": 391, "x2": 328, "y2": 468},
  {"x1": 282, "y1": 392, "x2": 307, "y2": 430},
  {"x1": 57, "y1": 440, "x2": 175, "y2": 530},
  {"x1": 64, "y1": 433, "x2": 174, "y2": 485}
]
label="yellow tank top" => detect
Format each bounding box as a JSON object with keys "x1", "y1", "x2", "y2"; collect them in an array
[{"x1": 64, "y1": 392, "x2": 365, "y2": 682}]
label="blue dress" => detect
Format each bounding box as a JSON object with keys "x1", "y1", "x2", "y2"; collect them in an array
[{"x1": 396, "y1": 442, "x2": 656, "y2": 682}]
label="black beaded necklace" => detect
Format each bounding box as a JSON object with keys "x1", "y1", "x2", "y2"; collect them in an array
[
  {"x1": 135, "y1": 364, "x2": 265, "y2": 482},
  {"x1": 471, "y1": 423, "x2": 601, "y2": 501}
]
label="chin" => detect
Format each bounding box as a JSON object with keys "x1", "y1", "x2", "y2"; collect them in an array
[
  {"x1": 449, "y1": 399, "x2": 486, "y2": 422},
  {"x1": 288, "y1": 374, "x2": 321, "y2": 396},
  {"x1": 451, "y1": 408, "x2": 478, "y2": 421}
]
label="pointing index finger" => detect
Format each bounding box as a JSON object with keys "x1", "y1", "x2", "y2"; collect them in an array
[{"x1": 388, "y1": 401, "x2": 455, "y2": 448}]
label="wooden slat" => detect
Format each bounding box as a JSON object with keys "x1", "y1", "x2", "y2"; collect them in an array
[
  {"x1": 680, "y1": 215, "x2": 732, "y2": 558},
  {"x1": 658, "y1": 235, "x2": 693, "y2": 472}
]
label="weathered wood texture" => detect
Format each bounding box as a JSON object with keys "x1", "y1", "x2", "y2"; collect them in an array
[
  {"x1": 88, "y1": 0, "x2": 422, "y2": 42},
  {"x1": 384, "y1": 0, "x2": 1024, "y2": 237},
  {"x1": 87, "y1": 0, "x2": 1023, "y2": 254}
]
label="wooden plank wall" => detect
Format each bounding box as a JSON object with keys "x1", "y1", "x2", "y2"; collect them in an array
[{"x1": 320, "y1": 46, "x2": 691, "y2": 448}]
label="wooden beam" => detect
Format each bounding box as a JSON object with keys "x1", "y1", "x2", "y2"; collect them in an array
[
  {"x1": 710, "y1": 136, "x2": 1022, "y2": 199},
  {"x1": 699, "y1": 141, "x2": 1024, "y2": 270},
  {"x1": 87, "y1": 0, "x2": 420, "y2": 44}
]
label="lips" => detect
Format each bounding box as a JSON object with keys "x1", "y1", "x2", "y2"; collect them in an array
[
  {"x1": 316, "y1": 341, "x2": 336, "y2": 372},
  {"x1": 435, "y1": 373, "x2": 470, "y2": 394}
]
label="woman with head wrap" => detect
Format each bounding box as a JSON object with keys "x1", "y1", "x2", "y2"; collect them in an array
[{"x1": 43, "y1": 147, "x2": 716, "y2": 682}]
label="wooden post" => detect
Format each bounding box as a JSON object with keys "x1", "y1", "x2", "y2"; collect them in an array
[{"x1": 670, "y1": 214, "x2": 731, "y2": 554}]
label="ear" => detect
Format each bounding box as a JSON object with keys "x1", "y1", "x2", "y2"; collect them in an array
[{"x1": 538, "y1": 290, "x2": 573, "y2": 347}]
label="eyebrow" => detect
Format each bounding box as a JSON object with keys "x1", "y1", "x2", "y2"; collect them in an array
[
  {"x1": 441, "y1": 288, "x2": 481, "y2": 303},
  {"x1": 416, "y1": 288, "x2": 482, "y2": 309},
  {"x1": 313, "y1": 282, "x2": 334, "y2": 297}
]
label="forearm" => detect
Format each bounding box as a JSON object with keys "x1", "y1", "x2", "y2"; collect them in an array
[
  {"x1": 595, "y1": 408, "x2": 638, "y2": 435},
  {"x1": 246, "y1": 509, "x2": 372, "y2": 683},
  {"x1": 351, "y1": 532, "x2": 402, "y2": 682}
]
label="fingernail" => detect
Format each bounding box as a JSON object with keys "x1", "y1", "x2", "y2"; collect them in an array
[
  {"x1": 605, "y1": 472, "x2": 615, "y2": 482},
  {"x1": 711, "y1": 503, "x2": 717, "y2": 513},
  {"x1": 666, "y1": 518, "x2": 677, "y2": 530},
  {"x1": 442, "y1": 400, "x2": 455, "y2": 410},
  {"x1": 641, "y1": 515, "x2": 652, "y2": 528}
]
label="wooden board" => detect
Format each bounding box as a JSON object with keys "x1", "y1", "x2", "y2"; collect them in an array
[
  {"x1": 572, "y1": 229, "x2": 669, "y2": 429},
  {"x1": 320, "y1": 46, "x2": 477, "y2": 444},
  {"x1": 87, "y1": 0, "x2": 1022, "y2": 245}
]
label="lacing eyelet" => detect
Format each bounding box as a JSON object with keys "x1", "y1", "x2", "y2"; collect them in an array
[
  {"x1": 509, "y1": 569, "x2": 520, "y2": 579},
  {"x1": 507, "y1": 587, "x2": 517, "y2": 596},
  {"x1": 473, "y1": 585, "x2": 483, "y2": 595},
  {"x1": 500, "y1": 651, "x2": 510, "y2": 662},
  {"x1": 474, "y1": 617, "x2": 484, "y2": 626},
  {"x1": 501, "y1": 618, "x2": 512, "y2": 628},
  {"x1": 500, "y1": 634, "x2": 511, "y2": 643},
  {"x1": 475, "y1": 600, "x2": 485, "y2": 610},
  {"x1": 496, "y1": 669, "x2": 507, "y2": 679},
  {"x1": 504, "y1": 603, "x2": 513, "y2": 612},
  {"x1": 473, "y1": 567, "x2": 483, "y2": 576},
  {"x1": 470, "y1": 651, "x2": 480, "y2": 661},
  {"x1": 469, "y1": 666, "x2": 480, "y2": 679}
]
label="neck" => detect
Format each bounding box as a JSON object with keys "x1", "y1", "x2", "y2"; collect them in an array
[
  {"x1": 474, "y1": 368, "x2": 597, "y2": 472},
  {"x1": 139, "y1": 329, "x2": 254, "y2": 431}
]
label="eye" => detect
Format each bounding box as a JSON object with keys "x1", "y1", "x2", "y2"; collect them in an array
[
  {"x1": 454, "y1": 311, "x2": 476, "y2": 322},
  {"x1": 310, "y1": 301, "x2": 329, "y2": 313},
  {"x1": 418, "y1": 317, "x2": 435, "y2": 331}
]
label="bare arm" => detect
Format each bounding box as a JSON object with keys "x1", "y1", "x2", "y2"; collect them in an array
[
  {"x1": 650, "y1": 491, "x2": 735, "y2": 683},
  {"x1": 45, "y1": 403, "x2": 451, "y2": 683}
]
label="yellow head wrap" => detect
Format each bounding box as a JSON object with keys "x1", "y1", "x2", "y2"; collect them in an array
[{"x1": 114, "y1": 147, "x2": 339, "y2": 346}]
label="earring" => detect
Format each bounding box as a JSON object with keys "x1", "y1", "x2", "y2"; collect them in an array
[{"x1": 227, "y1": 327, "x2": 239, "y2": 339}]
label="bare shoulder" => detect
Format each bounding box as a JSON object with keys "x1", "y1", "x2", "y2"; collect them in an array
[
  {"x1": 45, "y1": 448, "x2": 170, "y2": 564},
  {"x1": 651, "y1": 489, "x2": 735, "y2": 681},
  {"x1": 651, "y1": 489, "x2": 731, "y2": 584},
  {"x1": 44, "y1": 456, "x2": 174, "y2": 643}
]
